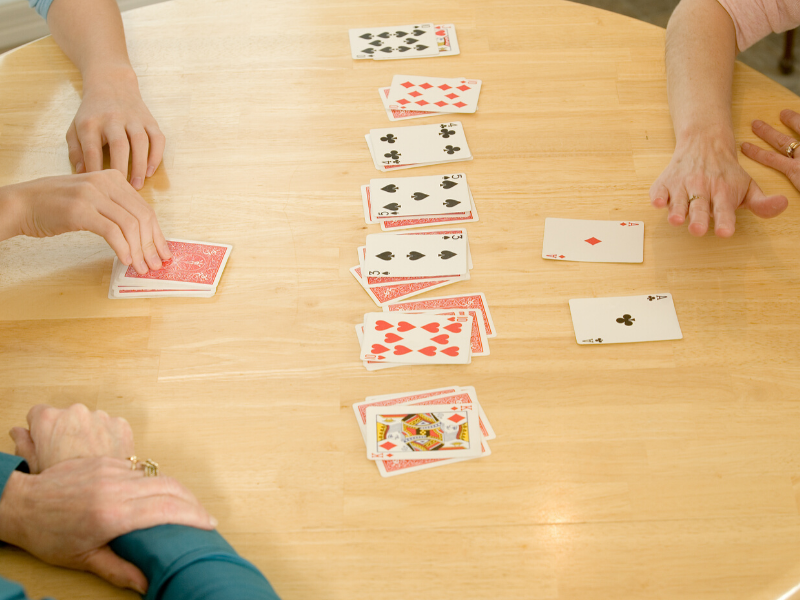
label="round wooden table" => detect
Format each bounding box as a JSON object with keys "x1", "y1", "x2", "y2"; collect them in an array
[{"x1": 2, "y1": 1, "x2": 800, "y2": 599}]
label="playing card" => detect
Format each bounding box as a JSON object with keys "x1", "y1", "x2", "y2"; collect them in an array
[
  {"x1": 543, "y1": 218, "x2": 644, "y2": 263},
  {"x1": 369, "y1": 173, "x2": 471, "y2": 219},
  {"x1": 379, "y1": 188, "x2": 479, "y2": 230},
  {"x1": 369, "y1": 122, "x2": 471, "y2": 169},
  {"x1": 114, "y1": 240, "x2": 232, "y2": 289},
  {"x1": 365, "y1": 404, "x2": 482, "y2": 460},
  {"x1": 386, "y1": 292, "x2": 497, "y2": 337},
  {"x1": 350, "y1": 266, "x2": 459, "y2": 307},
  {"x1": 358, "y1": 246, "x2": 469, "y2": 287},
  {"x1": 568, "y1": 293, "x2": 683, "y2": 345},
  {"x1": 432, "y1": 24, "x2": 460, "y2": 56},
  {"x1": 379, "y1": 87, "x2": 444, "y2": 121},
  {"x1": 387, "y1": 75, "x2": 481, "y2": 114},
  {"x1": 348, "y1": 24, "x2": 438, "y2": 60},
  {"x1": 361, "y1": 312, "x2": 473, "y2": 364},
  {"x1": 364, "y1": 231, "x2": 468, "y2": 277}
]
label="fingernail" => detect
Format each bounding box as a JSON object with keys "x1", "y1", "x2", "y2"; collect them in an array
[
  {"x1": 752, "y1": 120, "x2": 764, "y2": 127},
  {"x1": 741, "y1": 142, "x2": 750, "y2": 150},
  {"x1": 131, "y1": 177, "x2": 144, "y2": 190},
  {"x1": 138, "y1": 261, "x2": 148, "y2": 273},
  {"x1": 76, "y1": 162, "x2": 84, "y2": 173},
  {"x1": 146, "y1": 165, "x2": 156, "y2": 177},
  {"x1": 209, "y1": 516, "x2": 218, "y2": 528}
]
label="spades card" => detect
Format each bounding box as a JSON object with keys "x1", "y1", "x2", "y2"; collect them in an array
[
  {"x1": 387, "y1": 75, "x2": 481, "y2": 114},
  {"x1": 364, "y1": 231, "x2": 468, "y2": 277},
  {"x1": 542, "y1": 218, "x2": 644, "y2": 263},
  {"x1": 369, "y1": 122, "x2": 472, "y2": 168},
  {"x1": 348, "y1": 24, "x2": 438, "y2": 60},
  {"x1": 364, "y1": 404, "x2": 482, "y2": 460},
  {"x1": 569, "y1": 293, "x2": 683, "y2": 345},
  {"x1": 369, "y1": 173, "x2": 471, "y2": 219},
  {"x1": 361, "y1": 312, "x2": 473, "y2": 364}
]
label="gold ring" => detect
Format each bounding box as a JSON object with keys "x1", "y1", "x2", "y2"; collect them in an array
[
  {"x1": 787, "y1": 141, "x2": 800, "y2": 158},
  {"x1": 688, "y1": 195, "x2": 703, "y2": 203},
  {"x1": 128, "y1": 456, "x2": 159, "y2": 477}
]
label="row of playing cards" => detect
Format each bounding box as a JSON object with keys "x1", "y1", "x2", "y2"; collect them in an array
[
  {"x1": 348, "y1": 23, "x2": 459, "y2": 60},
  {"x1": 352, "y1": 386, "x2": 494, "y2": 477},
  {"x1": 108, "y1": 239, "x2": 232, "y2": 299},
  {"x1": 350, "y1": 229, "x2": 473, "y2": 306},
  {"x1": 361, "y1": 173, "x2": 478, "y2": 230},
  {"x1": 355, "y1": 293, "x2": 495, "y2": 370},
  {"x1": 366, "y1": 121, "x2": 472, "y2": 172},
  {"x1": 381, "y1": 75, "x2": 481, "y2": 119}
]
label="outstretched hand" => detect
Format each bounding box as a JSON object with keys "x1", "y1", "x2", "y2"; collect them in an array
[{"x1": 742, "y1": 109, "x2": 800, "y2": 193}]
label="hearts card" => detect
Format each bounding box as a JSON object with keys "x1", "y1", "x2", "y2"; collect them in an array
[
  {"x1": 361, "y1": 312, "x2": 473, "y2": 364},
  {"x1": 364, "y1": 231, "x2": 468, "y2": 277},
  {"x1": 364, "y1": 404, "x2": 482, "y2": 460},
  {"x1": 568, "y1": 293, "x2": 683, "y2": 345},
  {"x1": 542, "y1": 218, "x2": 644, "y2": 263},
  {"x1": 369, "y1": 173, "x2": 471, "y2": 219},
  {"x1": 432, "y1": 24, "x2": 460, "y2": 57},
  {"x1": 387, "y1": 75, "x2": 481, "y2": 114},
  {"x1": 348, "y1": 24, "x2": 438, "y2": 60},
  {"x1": 386, "y1": 292, "x2": 497, "y2": 337},
  {"x1": 369, "y1": 122, "x2": 472, "y2": 168}
]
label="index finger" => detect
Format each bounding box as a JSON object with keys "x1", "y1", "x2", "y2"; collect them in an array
[{"x1": 26, "y1": 404, "x2": 54, "y2": 429}]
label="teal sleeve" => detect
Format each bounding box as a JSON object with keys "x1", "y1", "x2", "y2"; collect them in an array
[
  {"x1": 110, "y1": 525, "x2": 280, "y2": 600},
  {"x1": 28, "y1": 0, "x2": 55, "y2": 19}
]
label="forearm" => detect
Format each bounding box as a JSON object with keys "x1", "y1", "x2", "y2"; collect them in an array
[
  {"x1": 0, "y1": 185, "x2": 23, "y2": 243},
  {"x1": 666, "y1": 0, "x2": 738, "y2": 151},
  {"x1": 46, "y1": 0, "x2": 138, "y2": 88}
]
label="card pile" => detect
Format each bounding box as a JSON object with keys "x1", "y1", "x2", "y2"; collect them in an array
[
  {"x1": 350, "y1": 229, "x2": 472, "y2": 306},
  {"x1": 542, "y1": 218, "x2": 644, "y2": 263},
  {"x1": 352, "y1": 386, "x2": 494, "y2": 477},
  {"x1": 348, "y1": 23, "x2": 459, "y2": 60},
  {"x1": 379, "y1": 75, "x2": 481, "y2": 121},
  {"x1": 361, "y1": 173, "x2": 478, "y2": 230},
  {"x1": 108, "y1": 239, "x2": 232, "y2": 299},
  {"x1": 355, "y1": 293, "x2": 495, "y2": 370},
  {"x1": 366, "y1": 121, "x2": 473, "y2": 172}
]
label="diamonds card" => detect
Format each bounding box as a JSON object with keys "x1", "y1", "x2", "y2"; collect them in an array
[
  {"x1": 387, "y1": 75, "x2": 481, "y2": 113},
  {"x1": 365, "y1": 404, "x2": 482, "y2": 460},
  {"x1": 364, "y1": 231, "x2": 468, "y2": 277},
  {"x1": 369, "y1": 122, "x2": 471, "y2": 168},
  {"x1": 569, "y1": 293, "x2": 683, "y2": 345},
  {"x1": 543, "y1": 218, "x2": 644, "y2": 263},
  {"x1": 348, "y1": 24, "x2": 438, "y2": 60}
]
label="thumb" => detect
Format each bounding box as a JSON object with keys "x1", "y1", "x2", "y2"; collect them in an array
[
  {"x1": 742, "y1": 179, "x2": 789, "y2": 219},
  {"x1": 82, "y1": 546, "x2": 149, "y2": 595},
  {"x1": 9, "y1": 428, "x2": 38, "y2": 473}
]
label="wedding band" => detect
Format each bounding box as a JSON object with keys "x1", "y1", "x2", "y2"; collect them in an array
[
  {"x1": 128, "y1": 456, "x2": 159, "y2": 477},
  {"x1": 688, "y1": 195, "x2": 703, "y2": 203},
  {"x1": 787, "y1": 141, "x2": 800, "y2": 158}
]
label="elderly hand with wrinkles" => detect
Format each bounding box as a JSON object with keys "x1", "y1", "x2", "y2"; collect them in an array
[{"x1": 741, "y1": 109, "x2": 800, "y2": 194}]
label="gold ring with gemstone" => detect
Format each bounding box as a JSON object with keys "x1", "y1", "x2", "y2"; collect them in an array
[
  {"x1": 787, "y1": 141, "x2": 800, "y2": 158},
  {"x1": 688, "y1": 195, "x2": 703, "y2": 203},
  {"x1": 128, "y1": 456, "x2": 159, "y2": 477}
]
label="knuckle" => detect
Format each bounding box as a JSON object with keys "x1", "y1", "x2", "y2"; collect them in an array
[{"x1": 130, "y1": 131, "x2": 149, "y2": 145}]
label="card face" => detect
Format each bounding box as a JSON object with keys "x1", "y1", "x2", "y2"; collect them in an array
[
  {"x1": 379, "y1": 187, "x2": 479, "y2": 230},
  {"x1": 569, "y1": 294, "x2": 683, "y2": 345},
  {"x1": 543, "y1": 218, "x2": 644, "y2": 263},
  {"x1": 379, "y1": 87, "x2": 443, "y2": 122},
  {"x1": 386, "y1": 292, "x2": 497, "y2": 337},
  {"x1": 364, "y1": 231, "x2": 468, "y2": 277},
  {"x1": 369, "y1": 122, "x2": 471, "y2": 168},
  {"x1": 433, "y1": 24, "x2": 460, "y2": 56},
  {"x1": 349, "y1": 24, "x2": 438, "y2": 60},
  {"x1": 365, "y1": 404, "x2": 482, "y2": 460},
  {"x1": 388, "y1": 76, "x2": 481, "y2": 114},
  {"x1": 116, "y1": 240, "x2": 232, "y2": 289},
  {"x1": 361, "y1": 312, "x2": 472, "y2": 364},
  {"x1": 369, "y1": 174, "x2": 470, "y2": 219}
]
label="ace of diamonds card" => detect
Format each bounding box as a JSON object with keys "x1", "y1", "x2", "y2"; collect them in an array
[{"x1": 542, "y1": 218, "x2": 644, "y2": 263}]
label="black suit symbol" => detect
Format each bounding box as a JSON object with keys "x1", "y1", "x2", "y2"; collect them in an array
[
  {"x1": 394, "y1": 30, "x2": 409, "y2": 37},
  {"x1": 412, "y1": 29, "x2": 425, "y2": 36},
  {"x1": 414, "y1": 45, "x2": 429, "y2": 51},
  {"x1": 359, "y1": 33, "x2": 373, "y2": 39},
  {"x1": 444, "y1": 199, "x2": 461, "y2": 207},
  {"x1": 382, "y1": 184, "x2": 399, "y2": 193},
  {"x1": 439, "y1": 251, "x2": 457, "y2": 260},
  {"x1": 383, "y1": 203, "x2": 400, "y2": 212},
  {"x1": 381, "y1": 134, "x2": 397, "y2": 144},
  {"x1": 404, "y1": 38, "x2": 419, "y2": 44},
  {"x1": 407, "y1": 252, "x2": 425, "y2": 261},
  {"x1": 368, "y1": 40, "x2": 383, "y2": 47},
  {"x1": 616, "y1": 314, "x2": 635, "y2": 326},
  {"x1": 377, "y1": 32, "x2": 392, "y2": 39},
  {"x1": 384, "y1": 151, "x2": 401, "y2": 160},
  {"x1": 440, "y1": 180, "x2": 458, "y2": 189},
  {"x1": 443, "y1": 146, "x2": 461, "y2": 154},
  {"x1": 361, "y1": 48, "x2": 375, "y2": 55},
  {"x1": 376, "y1": 251, "x2": 395, "y2": 261},
  {"x1": 412, "y1": 192, "x2": 429, "y2": 201},
  {"x1": 439, "y1": 127, "x2": 456, "y2": 138}
]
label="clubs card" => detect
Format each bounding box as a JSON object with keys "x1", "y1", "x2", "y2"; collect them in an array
[
  {"x1": 379, "y1": 87, "x2": 444, "y2": 121},
  {"x1": 543, "y1": 218, "x2": 644, "y2": 263},
  {"x1": 361, "y1": 312, "x2": 473, "y2": 364},
  {"x1": 365, "y1": 404, "x2": 482, "y2": 460},
  {"x1": 349, "y1": 24, "x2": 438, "y2": 60},
  {"x1": 569, "y1": 293, "x2": 683, "y2": 345},
  {"x1": 369, "y1": 122, "x2": 471, "y2": 168},
  {"x1": 386, "y1": 292, "x2": 497, "y2": 337},
  {"x1": 387, "y1": 75, "x2": 481, "y2": 114},
  {"x1": 364, "y1": 231, "x2": 468, "y2": 277},
  {"x1": 369, "y1": 173, "x2": 470, "y2": 219}
]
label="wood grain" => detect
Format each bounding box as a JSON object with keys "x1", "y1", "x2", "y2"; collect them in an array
[{"x1": 2, "y1": 1, "x2": 800, "y2": 599}]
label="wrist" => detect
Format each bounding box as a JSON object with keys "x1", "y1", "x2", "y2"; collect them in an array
[
  {"x1": 81, "y1": 63, "x2": 140, "y2": 94},
  {"x1": 0, "y1": 471, "x2": 29, "y2": 548},
  {"x1": 674, "y1": 125, "x2": 738, "y2": 159},
  {"x1": 0, "y1": 184, "x2": 24, "y2": 242}
]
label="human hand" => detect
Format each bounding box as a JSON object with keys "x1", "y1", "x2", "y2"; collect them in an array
[
  {"x1": 741, "y1": 110, "x2": 800, "y2": 193},
  {"x1": 68, "y1": 68, "x2": 165, "y2": 191},
  {"x1": 650, "y1": 135, "x2": 788, "y2": 237},
  {"x1": 10, "y1": 404, "x2": 134, "y2": 474},
  {"x1": 0, "y1": 171, "x2": 171, "y2": 273},
  {"x1": 0, "y1": 457, "x2": 216, "y2": 594}
]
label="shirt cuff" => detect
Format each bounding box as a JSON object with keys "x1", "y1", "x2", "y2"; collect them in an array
[{"x1": 28, "y1": 0, "x2": 56, "y2": 20}]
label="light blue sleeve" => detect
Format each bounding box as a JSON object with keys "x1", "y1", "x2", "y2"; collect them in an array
[{"x1": 28, "y1": 0, "x2": 55, "y2": 20}]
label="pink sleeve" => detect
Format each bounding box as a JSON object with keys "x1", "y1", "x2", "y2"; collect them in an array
[{"x1": 716, "y1": 0, "x2": 800, "y2": 50}]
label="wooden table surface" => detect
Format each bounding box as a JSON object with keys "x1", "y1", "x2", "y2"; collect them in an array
[{"x1": 2, "y1": 1, "x2": 800, "y2": 598}]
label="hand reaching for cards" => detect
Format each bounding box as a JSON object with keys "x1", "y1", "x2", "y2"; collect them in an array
[
  {"x1": 10, "y1": 403, "x2": 134, "y2": 474},
  {"x1": 650, "y1": 135, "x2": 788, "y2": 237},
  {"x1": 0, "y1": 457, "x2": 216, "y2": 594},
  {"x1": 741, "y1": 110, "x2": 800, "y2": 193},
  {"x1": 0, "y1": 171, "x2": 171, "y2": 273},
  {"x1": 68, "y1": 69, "x2": 166, "y2": 190}
]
